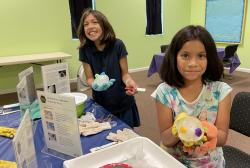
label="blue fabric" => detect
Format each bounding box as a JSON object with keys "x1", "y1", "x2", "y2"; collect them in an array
[{"x1": 0, "y1": 99, "x2": 131, "y2": 168}]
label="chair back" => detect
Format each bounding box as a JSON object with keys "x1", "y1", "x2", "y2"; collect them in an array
[
  {"x1": 160, "y1": 45, "x2": 169, "y2": 53},
  {"x1": 77, "y1": 64, "x2": 89, "y2": 91},
  {"x1": 224, "y1": 44, "x2": 238, "y2": 60},
  {"x1": 230, "y1": 92, "x2": 250, "y2": 137}
]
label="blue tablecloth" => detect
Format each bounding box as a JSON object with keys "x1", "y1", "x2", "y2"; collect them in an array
[
  {"x1": 0, "y1": 99, "x2": 130, "y2": 168},
  {"x1": 147, "y1": 48, "x2": 241, "y2": 77}
]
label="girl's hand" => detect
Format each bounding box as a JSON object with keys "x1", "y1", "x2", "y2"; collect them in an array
[
  {"x1": 125, "y1": 86, "x2": 137, "y2": 95},
  {"x1": 185, "y1": 121, "x2": 218, "y2": 157},
  {"x1": 92, "y1": 78, "x2": 115, "y2": 91},
  {"x1": 125, "y1": 79, "x2": 137, "y2": 96}
]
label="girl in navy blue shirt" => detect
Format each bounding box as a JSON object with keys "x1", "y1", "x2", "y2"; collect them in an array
[{"x1": 77, "y1": 9, "x2": 140, "y2": 128}]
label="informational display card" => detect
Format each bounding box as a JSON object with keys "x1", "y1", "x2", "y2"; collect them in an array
[
  {"x1": 37, "y1": 91, "x2": 82, "y2": 157},
  {"x1": 17, "y1": 77, "x2": 30, "y2": 105},
  {"x1": 41, "y1": 63, "x2": 70, "y2": 94},
  {"x1": 12, "y1": 110, "x2": 38, "y2": 168},
  {"x1": 17, "y1": 66, "x2": 36, "y2": 104}
]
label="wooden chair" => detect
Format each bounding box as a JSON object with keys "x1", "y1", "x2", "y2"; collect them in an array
[{"x1": 77, "y1": 64, "x2": 89, "y2": 91}]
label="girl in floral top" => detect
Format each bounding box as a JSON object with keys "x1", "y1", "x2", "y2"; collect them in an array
[{"x1": 151, "y1": 25, "x2": 232, "y2": 168}]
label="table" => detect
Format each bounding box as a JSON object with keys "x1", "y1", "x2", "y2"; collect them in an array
[
  {"x1": 0, "y1": 52, "x2": 72, "y2": 66},
  {"x1": 0, "y1": 99, "x2": 130, "y2": 168},
  {"x1": 147, "y1": 48, "x2": 241, "y2": 77}
]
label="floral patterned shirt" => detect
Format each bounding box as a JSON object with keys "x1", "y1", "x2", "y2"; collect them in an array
[{"x1": 152, "y1": 81, "x2": 232, "y2": 168}]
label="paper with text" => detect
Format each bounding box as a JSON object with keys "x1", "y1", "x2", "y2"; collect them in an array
[
  {"x1": 17, "y1": 66, "x2": 36, "y2": 104},
  {"x1": 37, "y1": 91, "x2": 82, "y2": 157},
  {"x1": 12, "y1": 110, "x2": 38, "y2": 168},
  {"x1": 41, "y1": 63, "x2": 70, "y2": 94}
]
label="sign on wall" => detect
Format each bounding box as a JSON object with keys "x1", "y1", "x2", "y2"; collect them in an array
[{"x1": 205, "y1": 0, "x2": 246, "y2": 44}]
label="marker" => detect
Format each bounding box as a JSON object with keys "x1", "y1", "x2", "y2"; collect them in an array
[{"x1": 137, "y1": 88, "x2": 146, "y2": 92}]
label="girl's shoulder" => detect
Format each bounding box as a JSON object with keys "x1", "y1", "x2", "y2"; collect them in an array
[
  {"x1": 113, "y1": 38, "x2": 125, "y2": 47},
  {"x1": 151, "y1": 83, "x2": 179, "y2": 107},
  {"x1": 151, "y1": 82, "x2": 176, "y2": 98},
  {"x1": 115, "y1": 38, "x2": 123, "y2": 43},
  {"x1": 158, "y1": 82, "x2": 174, "y2": 90},
  {"x1": 111, "y1": 38, "x2": 128, "y2": 57},
  {"x1": 205, "y1": 81, "x2": 232, "y2": 91},
  {"x1": 205, "y1": 81, "x2": 232, "y2": 100}
]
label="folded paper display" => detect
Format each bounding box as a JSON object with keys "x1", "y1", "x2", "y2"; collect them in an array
[
  {"x1": 78, "y1": 121, "x2": 111, "y2": 136},
  {"x1": 106, "y1": 128, "x2": 139, "y2": 142}
]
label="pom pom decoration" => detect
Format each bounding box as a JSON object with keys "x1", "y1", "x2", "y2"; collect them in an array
[
  {"x1": 92, "y1": 72, "x2": 116, "y2": 91},
  {"x1": 172, "y1": 112, "x2": 218, "y2": 156},
  {"x1": 94, "y1": 72, "x2": 109, "y2": 85},
  {"x1": 173, "y1": 112, "x2": 204, "y2": 147}
]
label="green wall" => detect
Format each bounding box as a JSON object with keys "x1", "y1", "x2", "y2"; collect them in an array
[
  {"x1": 190, "y1": 0, "x2": 250, "y2": 70},
  {"x1": 0, "y1": 0, "x2": 190, "y2": 93},
  {"x1": 95, "y1": 0, "x2": 191, "y2": 68},
  {"x1": 0, "y1": 0, "x2": 76, "y2": 92}
]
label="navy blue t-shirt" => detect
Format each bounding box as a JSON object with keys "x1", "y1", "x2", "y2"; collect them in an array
[{"x1": 79, "y1": 39, "x2": 136, "y2": 115}]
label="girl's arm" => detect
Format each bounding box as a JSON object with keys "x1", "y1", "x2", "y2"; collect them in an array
[
  {"x1": 119, "y1": 57, "x2": 137, "y2": 95},
  {"x1": 156, "y1": 101, "x2": 179, "y2": 147},
  {"x1": 82, "y1": 62, "x2": 94, "y2": 87},
  {"x1": 215, "y1": 93, "x2": 232, "y2": 146}
]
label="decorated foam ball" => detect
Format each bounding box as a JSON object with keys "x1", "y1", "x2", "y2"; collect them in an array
[
  {"x1": 95, "y1": 73, "x2": 109, "y2": 85},
  {"x1": 175, "y1": 115, "x2": 204, "y2": 143}
]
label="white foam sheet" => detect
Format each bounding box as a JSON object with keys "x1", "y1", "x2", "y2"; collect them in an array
[{"x1": 63, "y1": 137, "x2": 185, "y2": 168}]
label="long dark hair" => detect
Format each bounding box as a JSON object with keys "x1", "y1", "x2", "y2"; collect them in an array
[
  {"x1": 160, "y1": 25, "x2": 223, "y2": 87},
  {"x1": 77, "y1": 8, "x2": 116, "y2": 48}
]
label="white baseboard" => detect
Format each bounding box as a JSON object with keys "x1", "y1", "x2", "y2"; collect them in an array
[
  {"x1": 236, "y1": 67, "x2": 250, "y2": 73},
  {"x1": 129, "y1": 66, "x2": 149, "y2": 73},
  {"x1": 1, "y1": 66, "x2": 249, "y2": 94}
]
